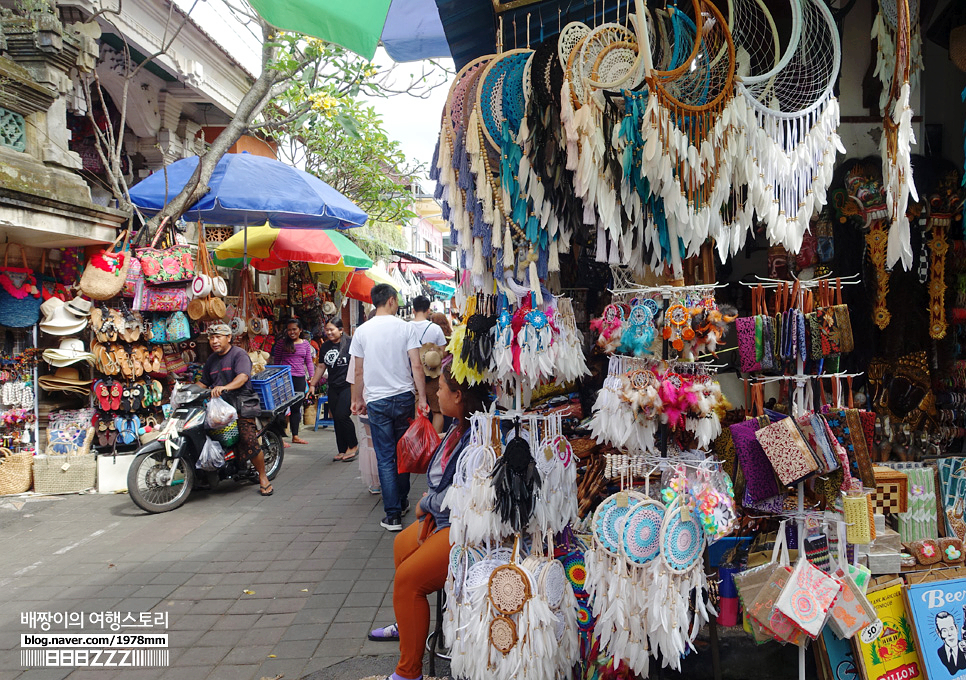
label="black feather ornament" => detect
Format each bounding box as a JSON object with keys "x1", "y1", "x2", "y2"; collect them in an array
[{"x1": 491, "y1": 421, "x2": 541, "y2": 533}]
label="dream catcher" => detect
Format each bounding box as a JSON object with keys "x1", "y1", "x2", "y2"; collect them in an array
[
  {"x1": 445, "y1": 419, "x2": 502, "y2": 545},
  {"x1": 738, "y1": 0, "x2": 843, "y2": 256},
  {"x1": 551, "y1": 297, "x2": 591, "y2": 382},
  {"x1": 491, "y1": 419, "x2": 542, "y2": 533},
  {"x1": 514, "y1": 295, "x2": 556, "y2": 389},
  {"x1": 591, "y1": 302, "x2": 627, "y2": 354},
  {"x1": 618, "y1": 298, "x2": 659, "y2": 357},
  {"x1": 434, "y1": 56, "x2": 496, "y2": 284},
  {"x1": 590, "y1": 356, "x2": 661, "y2": 453},
  {"x1": 879, "y1": 0, "x2": 917, "y2": 270},
  {"x1": 638, "y1": 0, "x2": 738, "y2": 271},
  {"x1": 872, "y1": 0, "x2": 923, "y2": 117},
  {"x1": 529, "y1": 415, "x2": 578, "y2": 535},
  {"x1": 662, "y1": 300, "x2": 696, "y2": 352},
  {"x1": 461, "y1": 295, "x2": 497, "y2": 381}
]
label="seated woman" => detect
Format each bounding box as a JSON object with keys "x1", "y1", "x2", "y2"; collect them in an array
[{"x1": 367, "y1": 357, "x2": 490, "y2": 680}]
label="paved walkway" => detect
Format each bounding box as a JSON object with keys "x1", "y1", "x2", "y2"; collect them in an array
[{"x1": 0, "y1": 426, "x2": 428, "y2": 680}]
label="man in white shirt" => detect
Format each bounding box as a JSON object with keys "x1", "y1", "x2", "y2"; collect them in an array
[
  {"x1": 410, "y1": 295, "x2": 446, "y2": 347},
  {"x1": 350, "y1": 284, "x2": 428, "y2": 531}
]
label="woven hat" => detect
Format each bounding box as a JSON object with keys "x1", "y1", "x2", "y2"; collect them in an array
[
  {"x1": 207, "y1": 322, "x2": 232, "y2": 336},
  {"x1": 65, "y1": 296, "x2": 92, "y2": 317},
  {"x1": 39, "y1": 366, "x2": 92, "y2": 394},
  {"x1": 43, "y1": 338, "x2": 95, "y2": 366},
  {"x1": 420, "y1": 342, "x2": 445, "y2": 379},
  {"x1": 322, "y1": 301, "x2": 337, "y2": 316},
  {"x1": 39, "y1": 298, "x2": 88, "y2": 336}
]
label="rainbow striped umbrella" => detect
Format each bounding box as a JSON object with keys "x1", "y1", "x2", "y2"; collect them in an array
[{"x1": 213, "y1": 226, "x2": 372, "y2": 272}]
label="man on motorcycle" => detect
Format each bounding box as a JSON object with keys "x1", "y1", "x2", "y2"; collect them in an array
[{"x1": 198, "y1": 323, "x2": 273, "y2": 496}]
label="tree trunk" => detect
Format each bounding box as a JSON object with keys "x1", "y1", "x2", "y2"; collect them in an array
[{"x1": 142, "y1": 23, "x2": 278, "y2": 232}]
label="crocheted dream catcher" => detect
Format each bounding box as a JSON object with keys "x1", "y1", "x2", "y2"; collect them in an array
[
  {"x1": 491, "y1": 421, "x2": 542, "y2": 533},
  {"x1": 618, "y1": 299, "x2": 658, "y2": 357}
]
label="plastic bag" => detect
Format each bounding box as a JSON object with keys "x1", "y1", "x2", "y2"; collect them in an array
[
  {"x1": 397, "y1": 414, "x2": 441, "y2": 474},
  {"x1": 206, "y1": 396, "x2": 237, "y2": 429},
  {"x1": 198, "y1": 437, "x2": 225, "y2": 471}
]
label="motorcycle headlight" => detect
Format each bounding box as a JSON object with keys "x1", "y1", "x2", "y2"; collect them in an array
[{"x1": 184, "y1": 412, "x2": 206, "y2": 430}]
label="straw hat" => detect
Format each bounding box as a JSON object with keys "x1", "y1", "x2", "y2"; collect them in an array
[
  {"x1": 43, "y1": 338, "x2": 95, "y2": 367},
  {"x1": 420, "y1": 342, "x2": 445, "y2": 379},
  {"x1": 39, "y1": 366, "x2": 92, "y2": 394},
  {"x1": 39, "y1": 298, "x2": 88, "y2": 336},
  {"x1": 323, "y1": 301, "x2": 337, "y2": 316}
]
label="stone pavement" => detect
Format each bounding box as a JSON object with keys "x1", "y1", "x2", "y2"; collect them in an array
[{"x1": 0, "y1": 426, "x2": 439, "y2": 680}]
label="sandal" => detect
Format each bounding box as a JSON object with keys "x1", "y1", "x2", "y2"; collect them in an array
[
  {"x1": 367, "y1": 623, "x2": 399, "y2": 642},
  {"x1": 258, "y1": 483, "x2": 274, "y2": 496},
  {"x1": 340, "y1": 451, "x2": 357, "y2": 463},
  {"x1": 293, "y1": 436, "x2": 309, "y2": 445},
  {"x1": 333, "y1": 453, "x2": 345, "y2": 462}
]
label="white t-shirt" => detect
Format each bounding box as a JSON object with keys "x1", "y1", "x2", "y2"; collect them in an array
[
  {"x1": 349, "y1": 315, "x2": 420, "y2": 403},
  {"x1": 410, "y1": 319, "x2": 446, "y2": 347}
]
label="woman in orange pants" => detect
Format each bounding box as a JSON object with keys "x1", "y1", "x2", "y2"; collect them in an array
[{"x1": 368, "y1": 358, "x2": 490, "y2": 680}]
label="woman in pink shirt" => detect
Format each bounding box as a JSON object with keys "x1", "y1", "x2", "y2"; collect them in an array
[{"x1": 271, "y1": 318, "x2": 314, "y2": 446}]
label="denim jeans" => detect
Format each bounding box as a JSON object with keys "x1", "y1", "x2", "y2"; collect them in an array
[{"x1": 367, "y1": 392, "x2": 415, "y2": 517}]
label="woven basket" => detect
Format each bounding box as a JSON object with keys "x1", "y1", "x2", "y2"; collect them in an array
[
  {"x1": 44, "y1": 427, "x2": 95, "y2": 457},
  {"x1": 0, "y1": 449, "x2": 33, "y2": 495},
  {"x1": 80, "y1": 230, "x2": 131, "y2": 301},
  {"x1": 33, "y1": 453, "x2": 96, "y2": 494}
]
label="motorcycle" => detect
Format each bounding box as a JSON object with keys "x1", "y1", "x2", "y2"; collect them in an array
[{"x1": 127, "y1": 383, "x2": 298, "y2": 513}]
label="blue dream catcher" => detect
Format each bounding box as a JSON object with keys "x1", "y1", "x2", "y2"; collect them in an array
[{"x1": 618, "y1": 298, "x2": 658, "y2": 357}]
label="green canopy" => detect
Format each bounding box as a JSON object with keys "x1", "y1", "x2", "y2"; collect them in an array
[{"x1": 246, "y1": 0, "x2": 393, "y2": 60}]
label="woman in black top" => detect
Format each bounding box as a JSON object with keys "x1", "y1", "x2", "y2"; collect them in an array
[{"x1": 309, "y1": 319, "x2": 358, "y2": 461}]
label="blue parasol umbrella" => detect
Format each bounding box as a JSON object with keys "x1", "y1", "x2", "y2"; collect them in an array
[{"x1": 129, "y1": 152, "x2": 368, "y2": 230}]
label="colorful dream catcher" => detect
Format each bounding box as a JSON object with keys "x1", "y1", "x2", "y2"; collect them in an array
[
  {"x1": 617, "y1": 298, "x2": 659, "y2": 357},
  {"x1": 662, "y1": 301, "x2": 696, "y2": 352},
  {"x1": 638, "y1": 0, "x2": 738, "y2": 275}
]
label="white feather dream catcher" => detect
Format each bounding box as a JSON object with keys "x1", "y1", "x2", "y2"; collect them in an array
[
  {"x1": 872, "y1": 0, "x2": 923, "y2": 117},
  {"x1": 879, "y1": 0, "x2": 918, "y2": 270},
  {"x1": 738, "y1": 0, "x2": 844, "y2": 256},
  {"x1": 529, "y1": 415, "x2": 578, "y2": 535}
]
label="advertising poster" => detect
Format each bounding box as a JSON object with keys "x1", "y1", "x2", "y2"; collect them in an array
[
  {"x1": 906, "y1": 578, "x2": 966, "y2": 680},
  {"x1": 856, "y1": 581, "x2": 923, "y2": 680}
]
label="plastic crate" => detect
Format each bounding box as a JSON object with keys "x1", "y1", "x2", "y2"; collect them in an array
[{"x1": 251, "y1": 365, "x2": 295, "y2": 411}]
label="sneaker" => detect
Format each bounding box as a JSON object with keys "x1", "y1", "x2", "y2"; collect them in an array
[
  {"x1": 380, "y1": 515, "x2": 402, "y2": 531},
  {"x1": 401, "y1": 500, "x2": 411, "y2": 516},
  {"x1": 368, "y1": 486, "x2": 382, "y2": 495}
]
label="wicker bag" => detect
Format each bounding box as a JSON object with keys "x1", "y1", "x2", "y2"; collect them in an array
[
  {"x1": 951, "y1": 25, "x2": 966, "y2": 73},
  {"x1": 0, "y1": 448, "x2": 33, "y2": 495},
  {"x1": 33, "y1": 450, "x2": 96, "y2": 494},
  {"x1": 80, "y1": 230, "x2": 131, "y2": 301}
]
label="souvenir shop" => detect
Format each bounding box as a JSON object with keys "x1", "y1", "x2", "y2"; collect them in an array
[{"x1": 423, "y1": 0, "x2": 966, "y2": 678}]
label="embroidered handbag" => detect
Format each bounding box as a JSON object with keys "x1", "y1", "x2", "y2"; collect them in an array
[
  {"x1": 165, "y1": 312, "x2": 191, "y2": 343},
  {"x1": 137, "y1": 221, "x2": 194, "y2": 285},
  {"x1": 756, "y1": 417, "x2": 821, "y2": 487},
  {"x1": 775, "y1": 556, "x2": 843, "y2": 639},
  {"x1": 731, "y1": 412, "x2": 783, "y2": 502},
  {"x1": 0, "y1": 243, "x2": 42, "y2": 328},
  {"x1": 162, "y1": 345, "x2": 187, "y2": 374},
  {"x1": 736, "y1": 285, "x2": 767, "y2": 373},
  {"x1": 80, "y1": 230, "x2": 131, "y2": 300},
  {"x1": 138, "y1": 285, "x2": 188, "y2": 313},
  {"x1": 149, "y1": 315, "x2": 168, "y2": 344}
]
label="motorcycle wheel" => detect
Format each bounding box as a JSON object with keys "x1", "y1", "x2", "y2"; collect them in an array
[
  {"x1": 261, "y1": 430, "x2": 284, "y2": 481},
  {"x1": 127, "y1": 450, "x2": 194, "y2": 513}
]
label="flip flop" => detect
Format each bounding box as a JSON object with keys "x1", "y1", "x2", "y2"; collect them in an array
[
  {"x1": 340, "y1": 452, "x2": 357, "y2": 463},
  {"x1": 259, "y1": 483, "x2": 274, "y2": 496},
  {"x1": 367, "y1": 623, "x2": 399, "y2": 642},
  {"x1": 293, "y1": 436, "x2": 309, "y2": 445},
  {"x1": 333, "y1": 453, "x2": 345, "y2": 461}
]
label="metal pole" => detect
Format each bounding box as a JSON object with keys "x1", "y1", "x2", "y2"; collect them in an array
[{"x1": 32, "y1": 324, "x2": 39, "y2": 451}]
